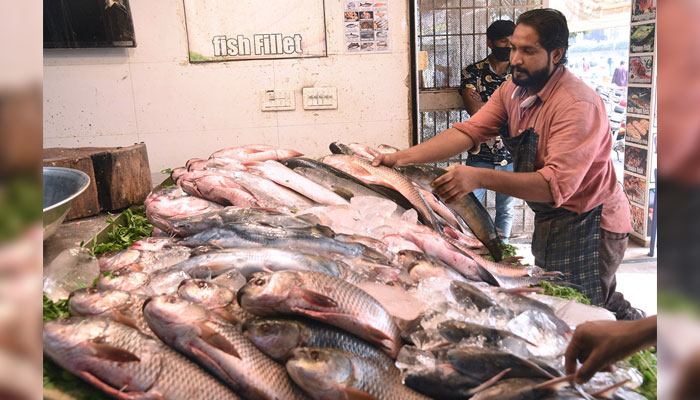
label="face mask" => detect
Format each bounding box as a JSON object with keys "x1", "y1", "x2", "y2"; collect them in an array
[{"x1": 492, "y1": 46, "x2": 511, "y2": 62}]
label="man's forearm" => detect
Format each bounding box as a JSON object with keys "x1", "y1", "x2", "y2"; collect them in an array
[
  {"x1": 476, "y1": 168, "x2": 554, "y2": 203},
  {"x1": 398, "y1": 127, "x2": 475, "y2": 165}
]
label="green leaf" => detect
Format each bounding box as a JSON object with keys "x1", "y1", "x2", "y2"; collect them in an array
[
  {"x1": 535, "y1": 281, "x2": 591, "y2": 305},
  {"x1": 161, "y1": 168, "x2": 173, "y2": 174},
  {"x1": 626, "y1": 348, "x2": 657, "y2": 400}
]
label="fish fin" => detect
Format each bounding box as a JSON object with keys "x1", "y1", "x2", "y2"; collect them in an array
[
  {"x1": 212, "y1": 308, "x2": 243, "y2": 325},
  {"x1": 331, "y1": 186, "x2": 355, "y2": 201},
  {"x1": 111, "y1": 311, "x2": 142, "y2": 332},
  {"x1": 187, "y1": 344, "x2": 239, "y2": 387},
  {"x1": 590, "y1": 379, "x2": 630, "y2": 399},
  {"x1": 343, "y1": 387, "x2": 380, "y2": 400},
  {"x1": 197, "y1": 322, "x2": 241, "y2": 359},
  {"x1": 77, "y1": 371, "x2": 161, "y2": 399},
  {"x1": 296, "y1": 288, "x2": 338, "y2": 308},
  {"x1": 532, "y1": 375, "x2": 572, "y2": 391},
  {"x1": 500, "y1": 256, "x2": 524, "y2": 264},
  {"x1": 467, "y1": 368, "x2": 512, "y2": 395},
  {"x1": 89, "y1": 343, "x2": 141, "y2": 363}
]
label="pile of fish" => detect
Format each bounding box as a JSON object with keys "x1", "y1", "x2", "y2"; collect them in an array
[{"x1": 43, "y1": 143, "x2": 646, "y2": 399}]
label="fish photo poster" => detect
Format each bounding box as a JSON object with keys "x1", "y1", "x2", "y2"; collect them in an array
[
  {"x1": 624, "y1": 173, "x2": 646, "y2": 206},
  {"x1": 628, "y1": 55, "x2": 653, "y2": 85},
  {"x1": 632, "y1": 0, "x2": 656, "y2": 22},
  {"x1": 345, "y1": 1, "x2": 390, "y2": 53},
  {"x1": 624, "y1": 145, "x2": 648, "y2": 177},
  {"x1": 630, "y1": 203, "x2": 646, "y2": 236},
  {"x1": 627, "y1": 86, "x2": 652, "y2": 116},
  {"x1": 630, "y1": 23, "x2": 655, "y2": 54},
  {"x1": 625, "y1": 115, "x2": 650, "y2": 146},
  {"x1": 183, "y1": 0, "x2": 327, "y2": 62}
]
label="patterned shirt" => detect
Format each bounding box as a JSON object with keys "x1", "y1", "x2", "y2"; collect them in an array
[{"x1": 460, "y1": 57, "x2": 512, "y2": 165}]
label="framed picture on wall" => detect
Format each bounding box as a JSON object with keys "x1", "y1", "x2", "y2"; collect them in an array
[
  {"x1": 623, "y1": 174, "x2": 646, "y2": 206},
  {"x1": 629, "y1": 56, "x2": 653, "y2": 84},
  {"x1": 44, "y1": 0, "x2": 136, "y2": 48},
  {"x1": 632, "y1": 0, "x2": 656, "y2": 23},
  {"x1": 627, "y1": 86, "x2": 652, "y2": 115},
  {"x1": 630, "y1": 203, "x2": 646, "y2": 236},
  {"x1": 624, "y1": 145, "x2": 648, "y2": 177},
  {"x1": 625, "y1": 116, "x2": 650, "y2": 146},
  {"x1": 630, "y1": 23, "x2": 655, "y2": 53}
]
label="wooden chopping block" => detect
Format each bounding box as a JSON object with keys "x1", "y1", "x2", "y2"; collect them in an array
[
  {"x1": 43, "y1": 143, "x2": 152, "y2": 217},
  {"x1": 43, "y1": 154, "x2": 100, "y2": 220}
]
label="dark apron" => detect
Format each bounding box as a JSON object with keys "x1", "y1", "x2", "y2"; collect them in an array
[{"x1": 501, "y1": 122, "x2": 604, "y2": 306}]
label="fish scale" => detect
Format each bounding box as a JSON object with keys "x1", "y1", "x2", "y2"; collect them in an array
[
  {"x1": 69, "y1": 288, "x2": 154, "y2": 337},
  {"x1": 144, "y1": 297, "x2": 308, "y2": 400},
  {"x1": 43, "y1": 317, "x2": 239, "y2": 400},
  {"x1": 239, "y1": 270, "x2": 402, "y2": 358}
]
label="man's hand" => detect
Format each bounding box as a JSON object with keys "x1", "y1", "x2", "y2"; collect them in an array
[
  {"x1": 431, "y1": 164, "x2": 482, "y2": 204},
  {"x1": 564, "y1": 317, "x2": 656, "y2": 384},
  {"x1": 372, "y1": 152, "x2": 402, "y2": 167}
]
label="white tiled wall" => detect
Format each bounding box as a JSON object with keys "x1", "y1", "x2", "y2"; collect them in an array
[{"x1": 43, "y1": 0, "x2": 413, "y2": 171}]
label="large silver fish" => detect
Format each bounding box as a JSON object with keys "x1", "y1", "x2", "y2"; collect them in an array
[
  {"x1": 242, "y1": 317, "x2": 393, "y2": 370},
  {"x1": 286, "y1": 347, "x2": 430, "y2": 400},
  {"x1": 178, "y1": 279, "x2": 254, "y2": 326},
  {"x1": 237, "y1": 270, "x2": 402, "y2": 358},
  {"x1": 68, "y1": 287, "x2": 153, "y2": 336},
  {"x1": 179, "y1": 224, "x2": 364, "y2": 259},
  {"x1": 144, "y1": 295, "x2": 308, "y2": 400},
  {"x1": 144, "y1": 187, "x2": 224, "y2": 233},
  {"x1": 168, "y1": 247, "x2": 342, "y2": 278},
  {"x1": 43, "y1": 317, "x2": 239, "y2": 400}
]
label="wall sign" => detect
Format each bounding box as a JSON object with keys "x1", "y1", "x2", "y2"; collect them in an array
[
  {"x1": 184, "y1": 0, "x2": 327, "y2": 62},
  {"x1": 344, "y1": 1, "x2": 390, "y2": 53}
]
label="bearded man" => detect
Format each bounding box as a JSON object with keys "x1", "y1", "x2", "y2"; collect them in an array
[{"x1": 373, "y1": 9, "x2": 642, "y2": 320}]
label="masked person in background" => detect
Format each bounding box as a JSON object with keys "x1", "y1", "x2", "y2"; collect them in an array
[
  {"x1": 460, "y1": 20, "x2": 516, "y2": 243},
  {"x1": 374, "y1": 9, "x2": 643, "y2": 320}
]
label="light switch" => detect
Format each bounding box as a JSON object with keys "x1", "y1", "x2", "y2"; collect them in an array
[
  {"x1": 303, "y1": 87, "x2": 338, "y2": 110},
  {"x1": 261, "y1": 89, "x2": 295, "y2": 111}
]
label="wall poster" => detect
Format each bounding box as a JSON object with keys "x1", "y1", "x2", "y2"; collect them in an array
[
  {"x1": 630, "y1": 23, "x2": 655, "y2": 53},
  {"x1": 344, "y1": 1, "x2": 390, "y2": 53},
  {"x1": 630, "y1": 203, "x2": 646, "y2": 236},
  {"x1": 625, "y1": 115, "x2": 650, "y2": 146},
  {"x1": 627, "y1": 86, "x2": 651, "y2": 116},
  {"x1": 628, "y1": 55, "x2": 653, "y2": 84},
  {"x1": 623, "y1": 174, "x2": 646, "y2": 206},
  {"x1": 624, "y1": 145, "x2": 648, "y2": 177},
  {"x1": 632, "y1": 0, "x2": 656, "y2": 22},
  {"x1": 183, "y1": 0, "x2": 327, "y2": 62}
]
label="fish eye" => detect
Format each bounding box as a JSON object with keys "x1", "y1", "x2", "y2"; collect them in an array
[
  {"x1": 87, "y1": 287, "x2": 99, "y2": 294},
  {"x1": 310, "y1": 350, "x2": 320, "y2": 361},
  {"x1": 197, "y1": 281, "x2": 208, "y2": 288},
  {"x1": 254, "y1": 278, "x2": 266, "y2": 286},
  {"x1": 167, "y1": 297, "x2": 177, "y2": 304},
  {"x1": 260, "y1": 323, "x2": 271, "y2": 333}
]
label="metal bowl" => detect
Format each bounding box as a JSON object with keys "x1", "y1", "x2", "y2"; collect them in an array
[{"x1": 43, "y1": 167, "x2": 91, "y2": 240}]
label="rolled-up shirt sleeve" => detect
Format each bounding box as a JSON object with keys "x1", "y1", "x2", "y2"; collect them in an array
[
  {"x1": 452, "y1": 83, "x2": 509, "y2": 150},
  {"x1": 537, "y1": 100, "x2": 607, "y2": 208}
]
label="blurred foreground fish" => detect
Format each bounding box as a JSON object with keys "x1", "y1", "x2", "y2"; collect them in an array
[{"x1": 43, "y1": 317, "x2": 239, "y2": 400}]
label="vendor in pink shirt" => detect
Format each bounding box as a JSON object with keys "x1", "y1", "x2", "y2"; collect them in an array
[{"x1": 374, "y1": 9, "x2": 642, "y2": 320}]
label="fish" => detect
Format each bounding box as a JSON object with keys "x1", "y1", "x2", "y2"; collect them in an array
[
  {"x1": 213, "y1": 169, "x2": 316, "y2": 212},
  {"x1": 447, "y1": 347, "x2": 559, "y2": 382},
  {"x1": 333, "y1": 233, "x2": 392, "y2": 262},
  {"x1": 144, "y1": 295, "x2": 309, "y2": 400},
  {"x1": 382, "y1": 234, "x2": 423, "y2": 253},
  {"x1": 404, "y1": 364, "x2": 482, "y2": 400},
  {"x1": 68, "y1": 288, "x2": 153, "y2": 336},
  {"x1": 377, "y1": 144, "x2": 400, "y2": 154},
  {"x1": 177, "y1": 279, "x2": 254, "y2": 326},
  {"x1": 245, "y1": 160, "x2": 350, "y2": 206},
  {"x1": 286, "y1": 347, "x2": 430, "y2": 400},
  {"x1": 283, "y1": 157, "x2": 414, "y2": 214},
  {"x1": 210, "y1": 144, "x2": 303, "y2": 161},
  {"x1": 188, "y1": 157, "x2": 247, "y2": 172},
  {"x1": 43, "y1": 317, "x2": 239, "y2": 400},
  {"x1": 98, "y1": 247, "x2": 191, "y2": 274},
  {"x1": 97, "y1": 269, "x2": 150, "y2": 294},
  {"x1": 169, "y1": 206, "x2": 318, "y2": 237},
  {"x1": 179, "y1": 224, "x2": 364, "y2": 259},
  {"x1": 179, "y1": 170, "x2": 260, "y2": 207},
  {"x1": 397, "y1": 249, "x2": 466, "y2": 282},
  {"x1": 129, "y1": 237, "x2": 180, "y2": 251},
  {"x1": 438, "y1": 320, "x2": 535, "y2": 346},
  {"x1": 237, "y1": 270, "x2": 402, "y2": 358},
  {"x1": 469, "y1": 378, "x2": 561, "y2": 400},
  {"x1": 397, "y1": 222, "x2": 482, "y2": 281},
  {"x1": 242, "y1": 317, "x2": 394, "y2": 369},
  {"x1": 396, "y1": 164, "x2": 505, "y2": 261},
  {"x1": 145, "y1": 187, "x2": 224, "y2": 233},
  {"x1": 171, "y1": 167, "x2": 187, "y2": 184},
  {"x1": 168, "y1": 247, "x2": 342, "y2": 278},
  {"x1": 450, "y1": 280, "x2": 499, "y2": 311},
  {"x1": 329, "y1": 142, "x2": 381, "y2": 160}
]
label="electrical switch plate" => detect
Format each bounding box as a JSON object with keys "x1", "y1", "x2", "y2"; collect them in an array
[
  {"x1": 261, "y1": 89, "x2": 295, "y2": 111},
  {"x1": 302, "y1": 87, "x2": 338, "y2": 110}
]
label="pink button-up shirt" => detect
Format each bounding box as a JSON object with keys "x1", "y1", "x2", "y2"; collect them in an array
[{"x1": 453, "y1": 66, "x2": 631, "y2": 233}]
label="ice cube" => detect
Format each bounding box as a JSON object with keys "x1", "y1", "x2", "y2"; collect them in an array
[
  {"x1": 507, "y1": 310, "x2": 568, "y2": 357},
  {"x1": 43, "y1": 247, "x2": 99, "y2": 302}
]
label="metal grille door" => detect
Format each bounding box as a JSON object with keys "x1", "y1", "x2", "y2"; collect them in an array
[{"x1": 416, "y1": 0, "x2": 542, "y2": 164}]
